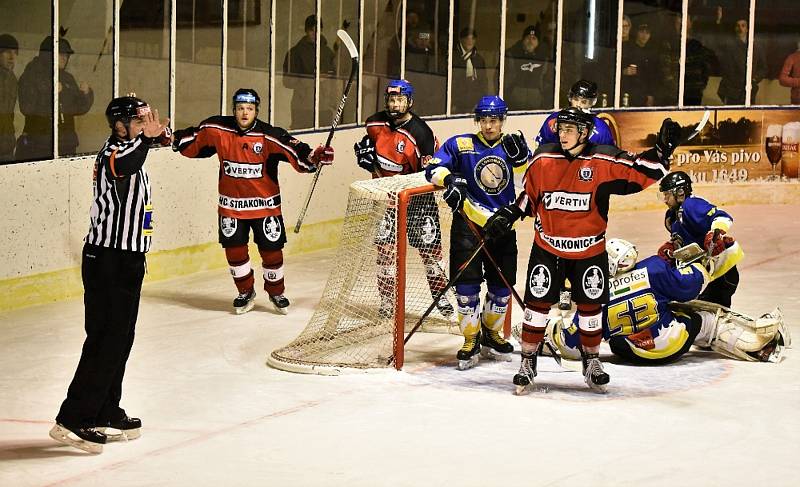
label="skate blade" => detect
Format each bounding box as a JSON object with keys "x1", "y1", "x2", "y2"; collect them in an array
[
  {"x1": 272, "y1": 304, "x2": 289, "y2": 315},
  {"x1": 98, "y1": 426, "x2": 141, "y2": 441},
  {"x1": 585, "y1": 380, "x2": 608, "y2": 394},
  {"x1": 514, "y1": 384, "x2": 532, "y2": 396},
  {"x1": 457, "y1": 356, "x2": 479, "y2": 370},
  {"x1": 235, "y1": 300, "x2": 256, "y2": 315},
  {"x1": 49, "y1": 425, "x2": 103, "y2": 454},
  {"x1": 480, "y1": 348, "x2": 512, "y2": 362}
]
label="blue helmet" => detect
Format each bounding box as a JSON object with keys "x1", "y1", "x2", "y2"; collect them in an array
[
  {"x1": 473, "y1": 96, "x2": 508, "y2": 120},
  {"x1": 386, "y1": 79, "x2": 414, "y2": 99}
]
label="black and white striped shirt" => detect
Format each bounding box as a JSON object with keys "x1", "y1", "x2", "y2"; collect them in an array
[{"x1": 85, "y1": 133, "x2": 154, "y2": 252}]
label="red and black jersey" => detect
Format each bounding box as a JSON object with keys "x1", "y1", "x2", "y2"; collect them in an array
[
  {"x1": 365, "y1": 111, "x2": 438, "y2": 177},
  {"x1": 523, "y1": 143, "x2": 668, "y2": 259},
  {"x1": 174, "y1": 116, "x2": 315, "y2": 219}
]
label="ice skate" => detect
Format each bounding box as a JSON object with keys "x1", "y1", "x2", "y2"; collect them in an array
[
  {"x1": 582, "y1": 353, "x2": 609, "y2": 393},
  {"x1": 98, "y1": 416, "x2": 142, "y2": 441},
  {"x1": 233, "y1": 288, "x2": 256, "y2": 314},
  {"x1": 49, "y1": 423, "x2": 106, "y2": 454},
  {"x1": 456, "y1": 331, "x2": 481, "y2": 370},
  {"x1": 435, "y1": 295, "x2": 454, "y2": 317},
  {"x1": 269, "y1": 294, "x2": 290, "y2": 315},
  {"x1": 513, "y1": 352, "x2": 538, "y2": 395},
  {"x1": 480, "y1": 326, "x2": 513, "y2": 362}
]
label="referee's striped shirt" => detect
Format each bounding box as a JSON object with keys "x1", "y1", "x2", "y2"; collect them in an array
[{"x1": 86, "y1": 133, "x2": 154, "y2": 252}]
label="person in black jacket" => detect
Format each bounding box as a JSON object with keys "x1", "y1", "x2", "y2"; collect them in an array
[
  {"x1": 451, "y1": 28, "x2": 487, "y2": 114},
  {"x1": 0, "y1": 33, "x2": 18, "y2": 161},
  {"x1": 50, "y1": 96, "x2": 169, "y2": 454},
  {"x1": 504, "y1": 25, "x2": 552, "y2": 111}
]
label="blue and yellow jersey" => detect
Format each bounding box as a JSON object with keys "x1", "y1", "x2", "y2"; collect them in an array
[
  {"x1": 666, "y1": 195, "x2": 733, "y2": 248},
  {"x1": 425, "y1": 132, "x2": 529, "y2": 226},
  {"x1": 604, "y1": 256, "x2": 708, "y2": 339},
  {"x1": 535, "y1": 111, "x2": 616, "y2": 147}
]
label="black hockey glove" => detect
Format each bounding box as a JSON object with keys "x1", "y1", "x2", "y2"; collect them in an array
[
  {"x1": 501, "y1": 131, "x2": 530, "y2": 167},
  {"x1": 442, "y1": 174, "x2": 468, "y2": 212},
  {"x1": 354, "y1": 135, "x2": 376, "y2": 173},
  {"x1": 656, "y1": 119, "x2": 682, "y2": 161},
  {"x1": 484, "y1": 204, "x2": 524, "y2": 240}
]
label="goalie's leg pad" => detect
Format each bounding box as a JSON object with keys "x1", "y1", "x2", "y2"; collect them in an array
[{"x1": 693, "y1": 306, "x2": 785, "y2": 361}]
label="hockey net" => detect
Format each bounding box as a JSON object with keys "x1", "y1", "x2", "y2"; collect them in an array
[{"x1": 268, "y1": 173, "x2": 460, "y2": 374}]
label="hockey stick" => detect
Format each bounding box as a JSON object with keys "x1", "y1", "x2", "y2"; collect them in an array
[
  {"x1": 402, "y1": 238, "x2": 486, "y2": 347},
  {"x1": 460, "y1": 213, "x2": 564, "y2": 366},
  {"x1": 677, "y1": 109, "x2": 711, "y2": 147},
  {"x1": 294, "y1": 29, "x2": 359, "y2": 234}
]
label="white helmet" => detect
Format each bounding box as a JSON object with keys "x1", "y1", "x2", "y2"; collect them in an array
[{"x1": 607, "y1": 238, "x2": 638, "y2": 277}]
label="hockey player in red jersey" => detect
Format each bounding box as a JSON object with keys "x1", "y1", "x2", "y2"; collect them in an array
[
  {"x1": 485, "y1": 107, "x2": 678, "y2": 393},
  {"x1": 173, "y1": 88, "x2": 333, "y2": 314},
  {"x1": 354, "y1": 79, "x2": 453, "y2": 318}
]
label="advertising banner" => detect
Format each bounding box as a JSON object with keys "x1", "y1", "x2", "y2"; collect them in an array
[{"x1": 596, "y1": 109, "x2": 800, "y2": 183}]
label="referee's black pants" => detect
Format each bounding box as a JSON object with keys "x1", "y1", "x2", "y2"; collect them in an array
[{"x1": 56, "y1": 243, "x2": 145, "y2": 429}]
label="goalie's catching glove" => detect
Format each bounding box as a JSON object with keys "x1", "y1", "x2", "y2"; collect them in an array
[
  {"x1": 354, "y1": 135, "x2": 376, "y2": 172},
  {"x1": 656, "y1": 118, "x2": 682, "y2": 161},
  {"x1": 442, "y1": 174, "x2": 468, "y2": 212},
  {"x1": 501, "y1": 131, "x2": 530, "y2": 167},
  {"x1": 704, "y1": 229, "x2": 734, "y2": 256},
  {"x1": 484, "y1": 204, "x2": 524, "y2": 240}
]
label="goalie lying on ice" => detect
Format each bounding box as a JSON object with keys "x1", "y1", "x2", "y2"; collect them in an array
[{"x1": 540, "y1": 238, "x2": 790, "y2": 364}]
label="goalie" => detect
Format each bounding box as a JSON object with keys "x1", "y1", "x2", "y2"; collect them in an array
[{"x1": 549, "y1": 238, "x2": 789, "y2": 365}]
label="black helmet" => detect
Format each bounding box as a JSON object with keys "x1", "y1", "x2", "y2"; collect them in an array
[
  {"x1": 659, "y1": 171, "x2": 693, "y2": 195},
  {"x1": 232, "y1": 88, "x2": 260, "y2": 107},
  {"x1": 569, "y1": 79, "x2": 598, "y2": 100},
  {"x1": 105, "y1": 96, "x2": 150, "y2": 128},
  {"x1": 556, "y1": 106, "x2": 594, "y2": 133}
]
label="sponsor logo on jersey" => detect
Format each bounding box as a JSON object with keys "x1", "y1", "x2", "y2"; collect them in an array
[
  {"x1": 475, "y1": 155, "x2": 510, "y2": 195},
  {"x1": 263, "y1": 216, "x2": 282, "y2": 242},
  {"x1": 520, "y1": 62, "x2": 543, "y2": 72},
  {"x1": 396, "y1": 140, "x2": 405, "y2": 153},
  {"x1": 609, "y1": 267, "x2": 650, "y2": 298},
  {"x1": 535, "y1": 220, "x2": 603, "y2": 253},
  {"x1": 143, "y1": 204, "x2": 154, "y2": 236},
  {"x1": 542, "y1": 191, "x2": 591, "y2": 211},
  {"x1": 578, "y1": 166, "x2": 593, "y2": 182},
  {"x1": 223, "y1": 160, "x2": 264, "y2": 179},
  {"x1": 219, "y1": 194, "x2": 280, "y2": 210},
  {"x1": 220, "y1": 216, "x2": 238, "y2": 237},
  {"x1": 425, "y1": 156, "x2": 440, "y2": 167},
  {"x1": 377, "y1": 154, "x2": 404, "y2": 172},
  {"x1": 528, "y1": 264, "x2": 551, "y2": 298},
  {"x1": 253, "y1": 142, "x2": 263, "y2": 154},
  {"x1": 456, "y1": 137, "x2": 475, "y2": 153},
  {"x1": 582, "y1": 265, "x2": 605, "y2": 299}
]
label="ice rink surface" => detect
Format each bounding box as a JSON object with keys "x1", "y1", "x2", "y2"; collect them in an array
[{"x1": 1, "y1": 205, "x2": 798, "y2": 487}]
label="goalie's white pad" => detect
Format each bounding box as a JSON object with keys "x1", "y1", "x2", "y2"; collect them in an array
[{"x1": 675, "y1": 301, "x2": 790, "y2": 362}]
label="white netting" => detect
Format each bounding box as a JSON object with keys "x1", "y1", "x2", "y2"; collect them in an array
[{"x1": 268, "y1": 173, "x2": 459, "y2": 374}]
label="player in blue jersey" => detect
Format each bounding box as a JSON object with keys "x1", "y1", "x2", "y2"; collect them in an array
[
  {"x1": 550, "y1": 238, "x2": 788, "y2": 364},
  {"x1": 425, "y1": 95, "x2": 531, "y2": 370},
  {"x1": 656, "y1": 171, "x2": 744, "y2": 307},
  {"x1": 535, "y1": 79, "x2": 615, "y2": 147}
]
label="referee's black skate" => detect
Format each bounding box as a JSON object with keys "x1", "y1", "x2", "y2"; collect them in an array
[
  {"x1": 98, "y1": 416, "x2": 142, "y2": 441},
  {"x1": 456, "y1": 331, "x2": 481, "y2": 370},
  {"x1": 233, "y1": 288, "x2": 256, "y2": 314},
  {"x1": 49, "y1": 423, "x2": 107, "y2": 454},
  {"x1": 269, "y1": 294, "x2": 290, "y2": 315},
  {"x1": 582, "y1": 352, "x2": 609, "y2": 393},
  {"x1": 513, "y1": 351, "x2": 538, "y2": 395},
  {"x1": 480, "y1": 325, "x2": 513, "y2": 361}
]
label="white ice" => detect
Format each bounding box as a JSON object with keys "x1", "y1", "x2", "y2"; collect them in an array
[{"x1": 1, "y1": 205, "x2": 798, "y2": 486}]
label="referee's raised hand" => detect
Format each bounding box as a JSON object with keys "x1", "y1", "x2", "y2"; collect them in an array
[{"x1": 141, "y1": 108, "x2": 170, "y2": 140}]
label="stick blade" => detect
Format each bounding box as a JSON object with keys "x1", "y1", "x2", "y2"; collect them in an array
[{"x1": 337, "y1": 29, "x2": 359, "y2": 60}]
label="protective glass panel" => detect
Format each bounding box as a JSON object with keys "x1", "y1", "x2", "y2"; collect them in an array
[
  {"x1": 504, "y1": 0, "x2": 557, "y2": 111},
  {"x1": 404, "y1": 0, "x2": 448, "y2": 117},
  {"x1": 361, "y1": 0, "x2": 401, "y2": 122},
  {"x1": 319, "y1": 0, "x2": 359, "y2": 128},
  {"x1": 226, "y1": 0, "x2": 270, "y2": 119},
  {"x1": 753, "y1": 0, "x2": 799, "y2": 105},
  {"x1": 451, "y1": 0, "x2": 501, "y2": 115},
  {"x1": 275, "y1": 0, "x2": 316, "y2": 130}
]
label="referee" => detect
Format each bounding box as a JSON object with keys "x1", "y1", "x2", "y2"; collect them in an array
[{"x1": 49, "y1": 95, "x2": 170, "y2": 454}]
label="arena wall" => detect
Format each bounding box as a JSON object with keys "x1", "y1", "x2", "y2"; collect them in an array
[{"x1": 1, "y1": 112, "x2": 798, "y2": 311}]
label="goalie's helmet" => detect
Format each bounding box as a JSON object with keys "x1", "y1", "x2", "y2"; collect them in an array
[
  {"x1": 556, "y1": 106, "x2": 594, "y2": 133},
  {"x1": 105, "y1": 96, "x2": 150, "y2": 128},
  {"x1": 607, "y1": 238, "x2": 638, "y2": 277},
  {"x1": 568, "y1": 79, "x2": 598, "y2": 105},
  {"x1": 659, "y1": 170, "x2": 693, "y2": 196},
  {"x1": 232, "y1": 88, "x2": 261, "y2": 107},
  {"x1": 474, "y1": 95, "x2": 508, "y2": 120},
  {"x1": 385, "y1": 79, "x2": 414, "y2": 101}
]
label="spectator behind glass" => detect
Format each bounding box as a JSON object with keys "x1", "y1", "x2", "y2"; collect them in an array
[
  {"x1": 504, "y1": 25, "x2": 550, "y2": 110},
  {"x1": 779, "y1": 40, "x2": 800, "y2": 105},
  {"x1": 282, "y1": 15, "x2": 335, "y2": 129},
  {"x1": 0, "y1": 33, "x2": 19, "y2": 161},
  {"x1": 621, "y1": 23, "x2": 657, "y2": 106},
  {"x1": 710, "y1": 14, "x2": 766, "y2": 105},
  {"x1": 17, "y1": 35, "x2": 94, "y2": 160},
  {"x1": 452, "y1": 28, "x2": 487, "y2": 114},
  {"x1": 661, "y1": 14, "x2": 713, "y2": 106}
]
